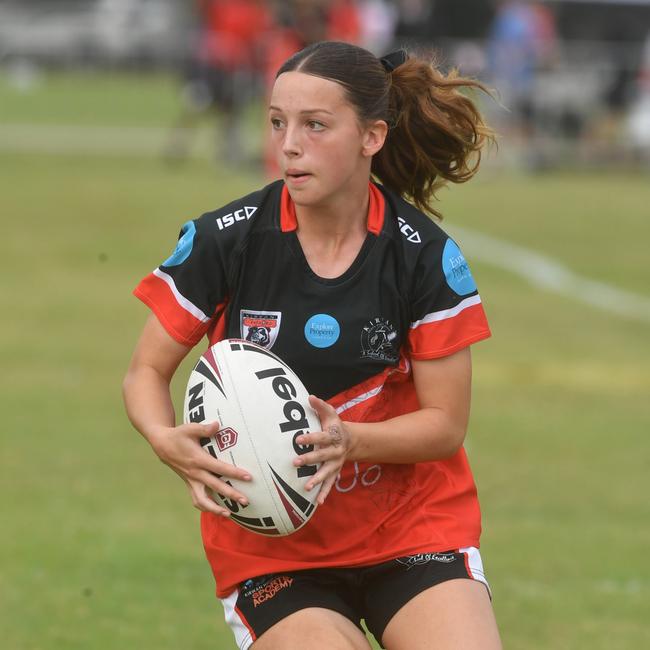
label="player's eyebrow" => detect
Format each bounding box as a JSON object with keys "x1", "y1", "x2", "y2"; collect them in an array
[{"x1": 268, "y1": 106, "x2": 334, "y2": 116}]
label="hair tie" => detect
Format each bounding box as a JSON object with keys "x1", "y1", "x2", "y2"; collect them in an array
[{"x1": 380, "y1": 49, "x2": 408, "y2": 73}]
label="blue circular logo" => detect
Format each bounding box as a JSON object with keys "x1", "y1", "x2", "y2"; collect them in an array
[
  {"x1": 304, "y1": 314, "x2": 340, "y2": 348},
  {"x1": 163, "y1": 220, "x2": 196, "y2": 267},
  {"x1": 442, "y1": 239, "x2": 477, "y2": 296}
]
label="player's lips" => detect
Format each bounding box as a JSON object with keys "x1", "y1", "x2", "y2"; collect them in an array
[{"x1": 285, "y1": 169, "x2": 312, "y2": 184}]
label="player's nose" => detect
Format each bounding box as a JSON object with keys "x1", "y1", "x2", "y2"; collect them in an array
[{"x1": 282, "y1": 124, "x2": 302, "y2": 157}]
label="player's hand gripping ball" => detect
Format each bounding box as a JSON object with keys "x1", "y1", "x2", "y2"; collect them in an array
[{"x1": 183, "y1": 339, "x2": 322, "y2": 536}]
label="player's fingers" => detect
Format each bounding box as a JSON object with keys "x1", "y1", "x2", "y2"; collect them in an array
[
  {"x1": 192, "y1": 448, "x2": 252, "y2": 482},
  {"x1": 195, "y1": 470, "x2": 249, "y2": 506},
  {"x1": 308, "y1": 395, "x2": 338, "y2": 421},
  {"x1": 206, "y1": 458, "x2": 252, "y2": 483},
  {"x1": 294, "y1": 430, "x2": 328, "y2": 447},
  {"x1": 304, "y1": 460, "x2": 340, "y2": 492},
  {"x1": 294, "y1": 444, "x2": 343, "y2": 468},
  {"x1": 316, "y1": 474, "x2": 337, "y2": 505},
  {"x1": 183, "y1": 420, "x2": 221, "y2": 439},
  {"x1": 296, "y1": 424, "x2": 349, "y2": 450},
  {"x1": 187, "y1": 480, "x2": 231, "y2": 517}
]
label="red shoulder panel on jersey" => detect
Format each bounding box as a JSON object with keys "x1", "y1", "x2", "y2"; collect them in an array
[
  {"x1": 409, "y1": 295, "x2": 491, "y2": 359},
  {"x1": 134, "y1": 270, "x2": 218, "y2": 346}
]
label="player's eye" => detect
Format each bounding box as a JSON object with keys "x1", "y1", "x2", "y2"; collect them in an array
[
  {"x1": 307, "y1": 120, "x2": 325, "y2": 132},
  {"x1": 270, "y1": 117, "x2": 284, "y2": 130}
]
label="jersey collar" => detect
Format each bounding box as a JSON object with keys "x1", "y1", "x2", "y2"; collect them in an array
[{"x1": 280, "y1": 182, "x2": 385, "y2": 235}]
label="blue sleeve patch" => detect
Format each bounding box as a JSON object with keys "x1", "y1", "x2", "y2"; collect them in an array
[
  {"x1": 442, "y1": 238, "x2": 477, "y2": 296},
  {"x1": 163, "y1": 220, "x2": 196, "y2": 267}
]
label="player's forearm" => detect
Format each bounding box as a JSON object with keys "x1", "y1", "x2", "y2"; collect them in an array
[
  {"x1": 345, "y1": 407, "x2": 467, "y2": 464},
  {"x1": 122, "y1": 365, "x2": 177, "y2": 444}
]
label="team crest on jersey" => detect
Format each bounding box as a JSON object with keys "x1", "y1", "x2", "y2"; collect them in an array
[
  {"x1": 361, "y1": 317, "x2": 399, "y2": 362},
  {"x1": 240, "y1": 310, "x2": 282, "y2": 349}
]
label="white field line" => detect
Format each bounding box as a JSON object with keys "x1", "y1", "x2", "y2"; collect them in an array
[{"x1": 448, "y1": 225, "x2": 650, "y2": 324}]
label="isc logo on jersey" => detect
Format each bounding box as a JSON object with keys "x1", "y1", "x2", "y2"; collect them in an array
[
  {"x1": 397, "y1": 216, "x2": 421, "y2": 244},
  {"x1": 215, "y1": 206, "x2": 257, "y2": 231}
]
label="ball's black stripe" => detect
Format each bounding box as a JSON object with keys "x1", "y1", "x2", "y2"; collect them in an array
[
  {"x1": 268, "y1": 465, "x2": 313, "y2": 514},
  {"x1": 203, "y1": 445, "x2": 218, "y2": 459},
  {"x1": 231, "y1": 519, "x2": 281, "y2": 536},
  {"x1": 235, "y1": 343, "x2": 292, "y2": 371},
  {"x1": 230, "y1": 513, "x2": 281, "y2": 535},
  {"x1": 230, "y1": 512, "x2": 274, "y2": 528},
  {"x1": 194, "y1": 360, "x2": 226, "y2": 397}
]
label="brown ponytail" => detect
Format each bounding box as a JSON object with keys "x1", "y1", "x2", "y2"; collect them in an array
[
  {"x1": 277, "y1": 42, "x2": 494, "y2": 219},
  {"x1": 374, "y1": 56, "x2": 493, "y2": 218}
]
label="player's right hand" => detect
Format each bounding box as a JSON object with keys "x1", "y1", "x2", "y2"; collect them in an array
[{"x1": 148, "y1": 421, "x2": 252, "y2": 517}]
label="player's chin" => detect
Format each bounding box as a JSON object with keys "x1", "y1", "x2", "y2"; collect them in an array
[
  {"x1": 286, "y1": 182, "x2": 328, "y2": 208},
  {"x1": 285, "y1": 177, "x2": 314, "y2": 196}
]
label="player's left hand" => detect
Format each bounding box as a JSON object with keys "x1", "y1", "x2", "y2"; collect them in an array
[{"x1": 292, "y1": 395, "x2": 352, "y2": 505}]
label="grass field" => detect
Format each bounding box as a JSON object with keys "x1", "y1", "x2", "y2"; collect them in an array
[{"x1": 1, "y1": 71, "x2": 649, "y2": 649}]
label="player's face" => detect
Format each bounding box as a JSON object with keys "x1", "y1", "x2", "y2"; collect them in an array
[{"x1": 269, "y1": 71, "x2": 382, "y2": 208}]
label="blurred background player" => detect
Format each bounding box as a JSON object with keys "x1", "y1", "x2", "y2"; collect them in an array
[
  {"x1": 164, "y1": 0, "x2": 272, "y2": 166},
  {"x1": 486, "y1": 0, "x2": 558, "y2": 165}
]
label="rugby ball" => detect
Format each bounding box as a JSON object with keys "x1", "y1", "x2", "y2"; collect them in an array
[{"x1": 183, "y1": 339, "x2": 321, "y2": 536}]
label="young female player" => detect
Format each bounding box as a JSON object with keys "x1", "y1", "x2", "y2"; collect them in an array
[{"x1": 123, "y1": 41, "x2": 502, "y2": 650}]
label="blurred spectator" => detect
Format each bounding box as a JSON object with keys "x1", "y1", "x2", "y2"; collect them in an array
[
  {"x1": 487, "y1": 1, "x2": 557, "y2": 138},
  {"x1": 358, "y1": 0, "x2": 399, "y2": 55},
  {"x1": 328, "y1": 0, "x2": 362, "y2": 43},
  {"x1": 627, "y1": 31, "x2": 650, "y2": 161},
  {"x1": 165, "y1": 0, "x2": 272, "y2": 165},
  {"x1": 394, "y1": 0, "x2": 434, "y2": 45}
]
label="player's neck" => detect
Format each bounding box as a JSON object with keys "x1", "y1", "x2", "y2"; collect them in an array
[
  {"x1": 293, "y1": 181, "x2": 369, "y2": 245},
  {"x1": 293, "y1": 183, "x2": 370, "y2": 279}
]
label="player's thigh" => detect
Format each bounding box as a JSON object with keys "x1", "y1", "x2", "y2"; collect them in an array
[
  {"x1": 382, "y1": 579, "x2": 502, "y2": 650},
  {"x1": 251, "y1": 607, "x2": 372, "y2": 650}
]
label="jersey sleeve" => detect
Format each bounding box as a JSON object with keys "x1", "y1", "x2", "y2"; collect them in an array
[
  {"x1": 408, "y1": 236, "x2": 491, "y2": 359},
  {"x1": 133, "y1": 216, "x2": 227, "y2": 347}
]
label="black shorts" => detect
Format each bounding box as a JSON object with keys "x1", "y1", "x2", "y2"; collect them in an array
[{"x1": 220, "y1": 547, "x2": 490, "y2": 649}]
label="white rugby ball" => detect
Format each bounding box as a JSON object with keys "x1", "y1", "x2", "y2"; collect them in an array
[{"x1": 183, "y1": 339, "x2": 321, "y2": 536}]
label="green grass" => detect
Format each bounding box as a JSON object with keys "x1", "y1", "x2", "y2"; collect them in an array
[
  {"x1": 0, "y1": 70, "x2": 180, "y2": 126},
  {"x1": 441, "y1": 169, "x2": 650, "y2": 295},
  {"x1": 1, "y1": 72, "x2": 649, "y2": 649}
]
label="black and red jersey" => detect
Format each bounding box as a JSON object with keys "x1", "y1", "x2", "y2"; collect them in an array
[{"x1": 135, "y1": 180, "x2": 491, "y2": 597}]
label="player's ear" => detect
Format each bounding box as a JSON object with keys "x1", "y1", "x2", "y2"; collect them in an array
[{"x1": 361, "y1": 119, "x2": 388, "y2": 158}]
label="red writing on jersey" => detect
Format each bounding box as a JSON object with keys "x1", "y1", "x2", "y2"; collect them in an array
[
  {"x1": 252, "y1": 576, "x2": 294, "y2": 607},
  {"x1": 243, "y1": 317, "x2": 278, "y2": 328}
]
